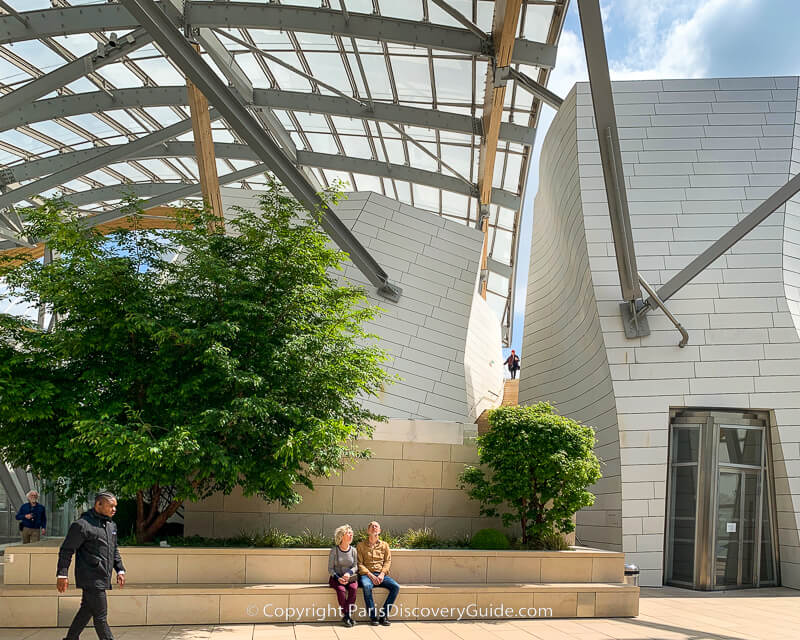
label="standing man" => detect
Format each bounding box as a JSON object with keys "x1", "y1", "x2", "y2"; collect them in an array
[
  {"x1": 357, "y1": 521, "x2": 400, "y2": 626},
  {"x1": 504, "y1": 349, "x2": 521, "y2": 379},
  {"x1": 57, "y1": 492, "x2": 125, "y2": 640},
  {"x1": 16, "y1": 489, "x2": 46, "y2": 543}
]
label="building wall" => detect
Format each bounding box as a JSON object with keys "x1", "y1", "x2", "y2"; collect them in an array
[
  {"x1": 524, "y1": 76, "x2": 800, "y2": 588},
  {"x1": 220, "y1": 189, "x2": 485, "y2": 423},
  {"x1": 519, "y1": 89, "x2": 623, "y2": 553},
  {"x1": 464, "y1": 292, "x2": 505, "y2": 420},
  {"x1": 183, "y1": 437, "x2": 499, "y2": 540}
]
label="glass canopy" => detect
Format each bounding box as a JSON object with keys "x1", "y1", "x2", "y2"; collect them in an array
[{"x1": 0, "y1": 0, "x2": 567, "y2": 343}]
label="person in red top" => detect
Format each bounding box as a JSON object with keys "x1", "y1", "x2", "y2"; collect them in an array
[{"x1": 504, "y1": 350, "x2": 521, "y2": 379}]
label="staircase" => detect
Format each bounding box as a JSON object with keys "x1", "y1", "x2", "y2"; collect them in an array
[{"x1": 476, "y1": 378, "x2": 519, "y2": 435}]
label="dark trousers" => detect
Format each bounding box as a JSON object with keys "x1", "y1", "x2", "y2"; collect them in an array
[
  {"x1": 65, "y1": 588, "x2": 113, "y2": 640},
  {"x1": 509, "y1": 367, "x2": 519, "y2": 379},
  {"x1": 359, "y1": 572, "x2": 400, "y2": 620},
  {"x1": 328, "y1": 576, "x2": 358, "y2": 617}
]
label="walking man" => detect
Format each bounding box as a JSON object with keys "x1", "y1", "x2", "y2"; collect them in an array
[
  {"x1": 16, "y1": 489, "x2": 46, "y2": 543},
  {"x1": 357, "y1": 521, "x2": 400, "y2": 626},
  {"x1": 57, "y1": 492, "x2": 125, "y2": 640}
]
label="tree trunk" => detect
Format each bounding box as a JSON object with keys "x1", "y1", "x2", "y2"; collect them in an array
[{"x1": 134, "y1": 485, "x2": 183, "y2": 543}]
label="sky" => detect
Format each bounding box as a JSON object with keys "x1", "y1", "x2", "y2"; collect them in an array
[{"x1": 506, "y1": 0, "x2": 800, "y2": 360}]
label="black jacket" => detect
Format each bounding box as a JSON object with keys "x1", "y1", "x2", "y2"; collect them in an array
[{"x1": 57, "y1": 509, "x2": 125, "y2": 590}]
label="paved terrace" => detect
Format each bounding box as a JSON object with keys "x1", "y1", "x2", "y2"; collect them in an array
[{"x1": 3, "y1": 587, "x2": 798, "y2": 639}]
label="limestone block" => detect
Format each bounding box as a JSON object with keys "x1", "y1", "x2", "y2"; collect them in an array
[
  {"x1": 475, "y1": 591, "x2": 534, "y2": 616},
  {"x1": 2, "y1": 550, "x2": 31, "y2": 584},
  {"x1": 246, "y1": 554, "x2": 311, "y2": 584},
  {"x1": 341, "y1": 458, "x2": 394, "y2": 487},
  {"x1": 416, "y1": 592, "x2": 480, "y2": 619},
  {"x1": 356, "y1": 439, "x2": 404, "y2": 459},
  {"x1": 487, "y1": 557, "x2": 541, "y2": 583},
  {"x1": 540, "y1": 557, "x2": 593, "y2": 583},
  {"x1": 178, "y1": 553, "x2": 246, "y2": 583},
  {"x1": 391, "y1": 555, "x2": 431, "y2": 583},
  {"x1": 116, "y1": 552, "x2": 178, "y2": 584},
  {"x1": 392, "y1": 460, "x2": 442, "y2": 488},
  {"x1": 430, "y1": 555, "x2": 487, "y2": 583},
  {"x1": 402, "y1": 442, "x2": 451, "y2": 461},
  {"x1": 577, "y1": 592, "x2": 596, "y2": 617},
  {"x1": 220, "y1": 594, "x2": 290, "y2": 624},
  {"x1": 280, "y1": 485, "x2": 334, "y2": 514},
  {"x1": 450, "y1": 443, "x2": 479, "y2": 463},
  {"x1": 189, "y1": 492, "x2": 224, "y2": 512},
  {"x1": 591, "y1": 556, "x2": 624, "y2": 582},
  {"x1": 432, "y1": 489, "x2": 481, "y2": 517},
  {"x1": 268, "y1": 513, "x2": 324, "y2": 535},
  {"x1": 533, "y1": 591, "x2": 578, "y2": 617},
  {"x1": 147, "y1": 594, "x2": 221, "y2": 624},
  {"x1": 223, "y1": 486, "x2": 280, "y2": 513},
  {"x1": 441, "y1": 462, "x2": 469, "y2": 489},
  {"x1": 29, "y1": 552, "x2": 75, "y2": 585},
  {"x1": 58, "y1": 593, "x2": 147, "y2": 626},
  {"x1": 595, "y1": 590, "x2": 639, "y2": 616},
  {"x1": 183, "y1": 510, "x2": 214, "y2": 538},
  {"x1": 384, "y1": 488, "x2": 434, "y2": 516},
  {"x1": 213, "y1": 512, "x2": 269, "y2": 538},
  {"x1": 332, "y1": 485, "x2": 385, "y2": 515},
  {"x1": 0, "y1": 595, "x2": 57, "y2": 627}
]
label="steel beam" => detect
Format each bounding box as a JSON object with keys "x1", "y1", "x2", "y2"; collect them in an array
[
  {"x1": 0, "y1": 112, "x2": 214, "y2": 210},
  {"x1": 8, "y1": 143, "x2": 520, "y2": 210},
  {"x1": 120, "y1": 0, "x2": 401, "y2": 302},
  {"x1": 0, "y1": 28, "x2": 152, "y2": 116},
  {"x1": 577, "y1": 0, "x2": 641, "y2": 302},
  {"x1": 429, "y1": 0, "x2": 489, "y2": 41},
  {"x1": 83, "y1": 163, "x2": 270, "y2": 228},
  {"x1": 0, "y1": 3, "x2": 556, "y2": 67},
  {"x1": 0, "y1": 86, "x2": 534, "y2": 145},
  {"x1": 651, "y1": 172, "x2": 800, "y2": 306},
  {"x1": 496, "y1": 66, "x2": 564, "y2": 110}
]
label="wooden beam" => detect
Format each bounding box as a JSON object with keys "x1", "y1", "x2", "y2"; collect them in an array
[
  {"x1": 0, "y1": 206, "x2": 184, "y2": 267},
  {"x1": 187, "y1": 44, "x2": 225, "y2": 231},
  {"x1": 477, "y1": 0, "x2": 523, "y2": 298}
]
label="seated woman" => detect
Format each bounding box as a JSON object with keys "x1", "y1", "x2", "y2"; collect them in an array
[{"x1": 328, "y1": 524, "x2": 359, "y2": 627}]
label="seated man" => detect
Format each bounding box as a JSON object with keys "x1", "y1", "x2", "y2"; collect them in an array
[{"x1": 356, "y1": 521, "x2": 400, "y2": 626}]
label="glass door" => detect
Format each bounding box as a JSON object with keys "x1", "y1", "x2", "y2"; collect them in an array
[{"x1": 665, "y1": 409, "x2": 779, "y2": 590}]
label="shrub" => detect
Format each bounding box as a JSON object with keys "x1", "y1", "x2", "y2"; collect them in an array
[
  {"x1": 459, "y1": 403, "x2": 601, "y2": 546},
  {"x1": 470, "y1": 528, "x2": 511, "y2": 550},
  {"x1": 402, "y1": 528, "x2": 441, "y2": 549},
  {"x1": 296, "y1": 529, "x2": 334, "y2": 548}
]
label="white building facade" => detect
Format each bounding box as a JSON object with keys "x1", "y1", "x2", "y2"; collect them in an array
[{"x1": 522, "y1": 76, "x2": 800, "y2": 589}]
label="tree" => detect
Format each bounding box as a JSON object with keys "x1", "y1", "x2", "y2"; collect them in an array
[
  {"x1": 0, "y1": 182, "x2": 390, "y2": 542},
  {"x1": 459, "y1": 403, "x2": 601, "y2": 547}
]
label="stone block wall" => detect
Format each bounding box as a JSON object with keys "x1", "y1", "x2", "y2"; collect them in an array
[{"x1": 184, "y1": 438, "x2": 506, "y2": 540}]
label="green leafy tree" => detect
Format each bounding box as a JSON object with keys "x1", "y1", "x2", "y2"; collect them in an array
[
  {"x1": 0, "y1": 181, "x2": 389, "y2": 542},
  {"x1": 459, "y1": 403, "x2": 601, "y2": 547}
]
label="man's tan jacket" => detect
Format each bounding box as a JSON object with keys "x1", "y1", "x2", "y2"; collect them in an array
[{"x1": 356, "y1": 539, "x2": 392, "y2": 575}]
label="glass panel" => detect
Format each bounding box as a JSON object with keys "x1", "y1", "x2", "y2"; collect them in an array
[
  {"x1": 715, "y1": 471, "x2": 742, "y2": 587},
  {"x1": 719, "y1": 426, "x2": 762, "y2": 466},
  {"x1": 741, "y1": 473, "x2": 759, "y2": 586},
  {"x1": 669, "y1": 465, "x2": 697, "y2": 583},
  {"x1": 760, "y1": 478, "x2": 775, "y2": 585},
  {"x1": 672, "y1": 425, "x2": 700, "y2": 463}
]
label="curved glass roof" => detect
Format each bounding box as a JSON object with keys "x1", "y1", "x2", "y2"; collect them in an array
[{"x1": 0, "y1": 0, "x2": 567, "y2": 343}]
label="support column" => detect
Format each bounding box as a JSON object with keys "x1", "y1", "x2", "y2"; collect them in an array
[{"x1": 187, "y1": 44, "x2": 224, "y2": 231}]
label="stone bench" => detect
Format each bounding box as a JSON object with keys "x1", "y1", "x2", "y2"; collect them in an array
[{"x1": 0, "y1": 581, "x2": 639, "y2": 626}]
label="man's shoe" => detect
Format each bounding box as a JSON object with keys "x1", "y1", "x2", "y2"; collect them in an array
[
  {"x1": 370, "y1": 619, "x2": 379, "y2": 626},
  {"x1": 347, "y1": 617, "x2": 356, "y2": 627},
  {"x1": 379, "y1": 617, "x2": 391, "y2": 626}
]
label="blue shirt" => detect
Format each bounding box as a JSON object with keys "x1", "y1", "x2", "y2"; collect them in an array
[{"x1": 16, "y1": 502, "x2": 46, "y2": 529}]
